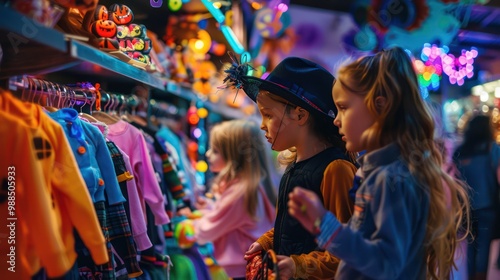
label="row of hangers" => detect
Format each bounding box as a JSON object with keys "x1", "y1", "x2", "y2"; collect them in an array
[{"x1": 8, "y1": 76, "x2": 179, "y2": 120}]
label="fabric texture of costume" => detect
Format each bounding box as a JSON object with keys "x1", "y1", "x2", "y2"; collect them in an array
[
  {"x1": 0, "y1": 92, "x2": 108, "y2": 278},
  {"x1": 194, "y1": 181, "x2": 275, "y2": 278},
  {"x1": 107, "y1": 120, "x2": 170, "y2": 226},
  {"x1": 316, "y1": 143, "x2": 430, "y2": 280},
  {"x1": 256, "y1": 147, "x2": 355, "y2": 279}
]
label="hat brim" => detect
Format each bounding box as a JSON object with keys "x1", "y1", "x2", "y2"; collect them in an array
[{"x1": 242, "y1": 76, "x2": 335, "y2": 121}]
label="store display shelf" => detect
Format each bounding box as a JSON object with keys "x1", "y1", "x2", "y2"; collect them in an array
[
  {"x1": 68, "y1": 40, "x2": 166, "y2": 90},
  {"x1": 0, "y1": 6, "x2": 247, "y2": 120},
  {"x1": 0, "y1": 6, "x2": 166, "y2": 90},
  {"x1": 166, "y1": 81, "x2": 198, "y2": 101},
  {"x1": 166, "y1": 81, "x2": 250, "y2": 119}
]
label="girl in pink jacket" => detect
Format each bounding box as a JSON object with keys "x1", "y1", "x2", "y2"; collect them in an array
[{"x1": 193, "y1": 119, "x2": 276, "y2": 279}]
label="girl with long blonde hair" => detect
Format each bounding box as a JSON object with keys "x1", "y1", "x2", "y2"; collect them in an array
[
  {"x1": 193, "y1": 119, "x2": 275, "y2": 279},
  {"x1": 288, "y1": 46, "x2": 471, "y2": 280}
]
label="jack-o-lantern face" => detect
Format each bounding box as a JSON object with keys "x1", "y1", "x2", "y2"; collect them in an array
[
  {"x1": 93, "y1": 5, "x2": 108, "y2": 20},
  {"x1": 109, "y1": 4, "x2": 134, "y2": 25},
  {"x1": 91, "y1": 20, "x2": 117, "y2": 38},
  {"x1": 116, "y1": 25, "x2": 129, "y2": 39}
]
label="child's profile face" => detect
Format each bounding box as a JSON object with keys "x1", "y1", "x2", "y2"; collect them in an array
[
  {"x1": 256, "y1": 92, "x2": 296, "y2": 151},
  {"x1": 332, "y1": 81, "x2": 375, "y2": 152},
  {"x1": 206, "y1": 145, "x2": 226, "y2": 173}
]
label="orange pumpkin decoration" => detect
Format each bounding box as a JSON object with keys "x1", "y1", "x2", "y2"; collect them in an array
[
  {"x1": 90, "y1": 20, "x2": 117, "y2": 38},
  {"x1": 82, "y1": 5, "x2": 109, "y2": 33},
  {"x1": 109, "y1": 4, "x2": 134, "y2": 25},
  {"x1": 93, "y1": 5, "x2": 109, "y2": 20}
]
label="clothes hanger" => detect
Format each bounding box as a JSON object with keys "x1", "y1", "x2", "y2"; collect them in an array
[
  {"x1": 31, "y1": 78, "x2": 41, "y2": 104},
  {"x1": 108, "y1": 94, "x2": 123, "y2": 122},
  {"x1": 58, "y1": 84, "x2": 69, "y2": 108},
  {"x1": 43, "y1": 81, "x2": 59, "y2": 112},
  {"x1": 130, "y1": 96, "x2": 149, "y2": 127},
  {"x1": 24, "y1": 76, "x2": 35, "y2": 102},
  {"x1": 21, "y1": 76, "x2": 30, "y2": 101},
  {"x1": 54, "y1": 82, "x2": 63, "y2": 109},
  {"x1": 88, "y1": 89, "x2": 96, "y2": 114},
  {"x1": 93, "y1": 92, "x2": 120, "y2": 125},
  {"x1": 108, "y1": 93, "x2": 117, "y2": 115},
  {"x1": 98, "y1": 93, "x2": 121, "y2": 122},
  {"x1": 68, "y1": 87, "x2": 74, "y2": 109},
  {"x1": 112, "y1": 94, "x2": 121, "y2": 114},
  {"x1": 119, "y1": 95, "x2": 136, "y2": 122},
  {"x1": 118, "y1": 95, "x2": 127, "y2": 116},
  {"x1": 79, "y1": 89, "x2": 99, "y2": 122},
  {"x1": 104, "y1": 92, "x2": 114, "y2": 112},
  {"x1": 38, "y1": 80, "x2": 47, "y2": 105}
]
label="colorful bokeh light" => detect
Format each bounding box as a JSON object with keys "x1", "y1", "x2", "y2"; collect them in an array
[{"x1": 413, "y1": 43, "x2": 478, "y2": 90}]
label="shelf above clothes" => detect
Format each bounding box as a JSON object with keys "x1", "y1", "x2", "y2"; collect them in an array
[
  {"x1": 0, "y1": 6, "x2": 252, "y2": 120},
  {"x1": 165, "y1": 81, "x2": 253, "y2": 120},
  {"x1": 0, "y1": 6, "x2": 166, "y2": 90}
]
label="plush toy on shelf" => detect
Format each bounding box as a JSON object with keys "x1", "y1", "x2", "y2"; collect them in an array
[
  {"x1": 82, "y1": 4, "x2": 119, "y2": 51},
  {"x1": 82, "y1": 3, "x2": 157, "y2": 70}
]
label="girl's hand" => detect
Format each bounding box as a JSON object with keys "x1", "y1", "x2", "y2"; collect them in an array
[
  {"x1": 176, "y1": 206, "x2": 192, "y2": 217},
  {"x1": 244, "y1": 242, "x2": 263, "y2": 260},
  {"x1": 275, "y1": 255, "x2": 295, "y2": 280},
  {"x1": 288, "y1": 187, "x2": 327, "y2": 234},
  {"x1": 194, "y1": 196, "x2": 214, "y2": 210}
]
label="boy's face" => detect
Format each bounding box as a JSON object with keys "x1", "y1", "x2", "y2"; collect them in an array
[
  {"x1": 332, "y1": 81, "x2": 375, "y2": 152},
  {"x1": 256, "y1": 93, "x2": 297, "y2": 151}
]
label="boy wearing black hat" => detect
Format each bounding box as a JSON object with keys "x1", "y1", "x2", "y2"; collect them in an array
[{"x1": 225, "y1": 56, "x2": 357, "y2": 279}]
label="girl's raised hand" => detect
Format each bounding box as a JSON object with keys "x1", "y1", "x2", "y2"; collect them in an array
[
  {"x1": 288, "y1": 187, "x2": 327, "y2": 234},
  {"x1": 194, "y1": 195, "x2": 214, "y2": 210}
]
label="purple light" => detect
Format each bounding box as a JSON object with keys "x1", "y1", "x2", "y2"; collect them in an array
[
  {"x1": 471, "y1": 48, "x2": 478, "y2": 57},
  {"x1": 440, "y1": 46, "x2": 478, "y2": 86},
  {"x1": 193, "y1": 128, "x2": 202, "y2": 138},
  {"x1": 458, "y1": 56, "x2": 466, "y2": 65},
  {"x1": 277, "y1": 3, "x2": 288, "y2": 12},
  {"x1": 423, "y1": 47, "x2": 431, "y2": 57}
]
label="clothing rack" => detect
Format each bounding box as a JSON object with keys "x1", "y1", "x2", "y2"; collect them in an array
[
  {"x1": 7, "y1": 75, "x2": 180, "y2": 118},
  {"x1": 8, "y1": 76, "x2": 97, "y2": 109}
]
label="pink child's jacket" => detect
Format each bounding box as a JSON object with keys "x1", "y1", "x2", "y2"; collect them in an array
[{"x1": 193, "y1": 180, "x2": 275, "y2": 278}]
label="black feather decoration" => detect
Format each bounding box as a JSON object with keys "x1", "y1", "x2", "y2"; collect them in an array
[{"x1": 218, "y1": 52, "x2": 253, "y2": 99}]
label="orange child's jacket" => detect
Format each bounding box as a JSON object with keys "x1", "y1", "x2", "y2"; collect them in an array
[{"x1": 0, "y1": 92, "x2": 108, "y2": 279}]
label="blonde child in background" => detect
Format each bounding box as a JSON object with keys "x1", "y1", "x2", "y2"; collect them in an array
[
  {"x1": 288, "y1": 46, "x2": 471, "y2": 280},
  {"x1": 193, "y1": 119, "x2": 276, "y2": 280},
  {"x1": 224, "y1": 56, "x2": 358, "y2": 279}
]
